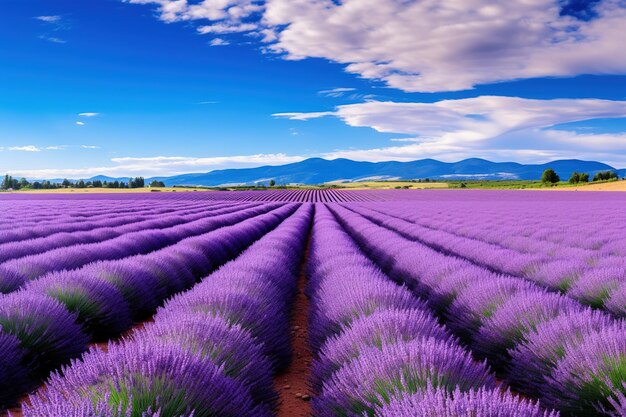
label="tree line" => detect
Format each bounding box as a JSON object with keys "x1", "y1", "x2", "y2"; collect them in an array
[
  {"x1": 1, "y1": 175, "x2": 166, "y2": 191},
  {"x1": 541, "y1": 169, "x2": 620, "y2": 185}
]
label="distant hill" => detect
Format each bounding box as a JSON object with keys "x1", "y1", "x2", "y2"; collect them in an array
[{"x1": 145, "y1": 158, "x2": 623, "y2": 186}]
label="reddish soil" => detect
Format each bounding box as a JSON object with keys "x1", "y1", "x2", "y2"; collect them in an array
[{"x1": 273, "y1": 242, "x2": 314, "y2": 417}]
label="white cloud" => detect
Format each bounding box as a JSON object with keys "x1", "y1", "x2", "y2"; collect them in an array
[
  {"x1": 275, "y1": 96, "x2": 626, "y2": 139},
  {"x1": 209, "y1": 38, "x2": 230, "y2": 47},
  {"x1": 123, "y1": 0, "x2": 626, "y2": 93},
  {"x1": 75, "y1": 121, "x2": 85, "y2": 126},
  {"x1": 81, "y1": 145, "x2": 101, "y2": 149},
  {"x1": 45, "y1": 145, "x2": 67, "y2": 150},
  {"x1": 7, "y1": 153, "x2": 305, "y2": 179},
  {"x1": 78, "y1": 112, "x2": 99, "y2": 117},
  {"x1": 8, "y1": 146, "x2": 41, "y2": 152},
  {"x1": 198, "y1": 22, "x2": 257, "y2": 34},
  {"x1": 275, "y1": 96, "x2": 626, "y2": 167},
  {"x1": 35, "y1": 15, "x2": 61, "y2": 23}
]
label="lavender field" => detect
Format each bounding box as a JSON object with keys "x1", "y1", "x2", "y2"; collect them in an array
[{"x1": 1, "y1": 190, "x2": 626, "y2": 417}]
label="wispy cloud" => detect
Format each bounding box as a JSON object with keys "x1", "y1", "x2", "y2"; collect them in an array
[
  {"x1": 45, "y1": 145, "x2": 68, "y2": 150},
  {"x1": 275, "y1": 96, "x2": 626, "y2": 167},
  {"x1": 78, "y1": 112, "x2": 99, "y2": 117},
  {"x1": 35, "y1": 14, "x2": 69, "y2": 43},
  {"x1": 76, "y1": 121, "x2": 85, "y2": 126},
  {"x1": 81, "y1": 145, "x2": 100, "y2": 149},
  {"x1": 7, "y1": 153, "x2": 305, "y2": 179},
  {"x1": 199, "y1": 100, "x2": 218, "y2": 104},
  {"x1": 9, "y1": 145, "x2": 41, "y2": 152},
  {"x1": 318, "y1": 88, "x2": 356, "y2": 98},
  {"x1": 39, "y1": 35, "x2": 66, "y2": 44}
]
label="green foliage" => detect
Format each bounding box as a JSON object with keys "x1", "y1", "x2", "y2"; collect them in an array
[
  {"x1": 541, "y1": 168, "x2": 560, "y2": 184},
  {"x1": 149, "y1": 180, "x2": 165, "y2": 188},
  {"x1": 593, "y1": 171, "x2": 618, "y2": 181},
  {"x1": 129, "y1": 177, "x2": 145, "y2": 188}
]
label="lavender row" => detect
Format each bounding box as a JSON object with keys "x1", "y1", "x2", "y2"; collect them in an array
[
  {"x1": 0, "y1": 198, "x2": 211, "y2": 236},
  {"x1": 0, "y1": 199, "x2": 226, "y2": 244},
  {"x1": 19, "y1": 204, "x2": 311, "y2": 416},
  {"x1": 307, "y1": 204, "x2": 555, "y2": 417},
  {"x1": 346, "y1": 204, "x2": 626, "y2": 318},
  {"x1": 330, "y1": 204, "x2": 626, "y2": 416},
  {"x1": 360, "y1": 201, "x2": 626, "y2": 255},
  {"x1": 0, "y1": 204, "x2": 297, "y2": 410},
  {"x1": 0, "y1": 202, "x2": 276, "y2": 293},
  {"x1": 0, "y1": 199, "x2": 172, "y2": 229},
  {"x1": 0, "y1": 201, "x2": 251, "y2": 264}
]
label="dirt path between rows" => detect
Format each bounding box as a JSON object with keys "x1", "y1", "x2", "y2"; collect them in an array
[{"x1": 273, "y1": 235, "x2": 313, "y2": 417}]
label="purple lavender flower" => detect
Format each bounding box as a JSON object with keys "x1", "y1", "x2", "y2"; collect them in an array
[
  {"x1": 0, "y1": 265, "x2": 27, "y2": 294},
  {"x1": 25, "y1": 270, "x2": 132, "y2": 339},
  {"x1": 26, "y1": 340, "x2": 272, "y2": 417},
  {"x1": 508, "y1": 309, "x2": 618, "y2": 397},
  {"x1": 83, "y1": 260, "x2": 163, "y2": 320},
  {"x1": 309, "y1": 273, "x2": 427, "y2": 351},
  {"x1": 138, "y1": 313, "x2": 277, "y2": 406},
  {"x1": 446, "y1": 276, "x2": 533, "y2": 340},
  {"x1": 544, "y1": 327, "x2": 626, "y2": 415},
  {"x1": 473, "y1": 290, "x2": 583, "y2": 366},
  {"x1": 376, "y1": 386, "x2": 560, "y2": 417},
  {"x1": 313, "y1": 308, "x2": 453, "y2": 392},
  {"x1": 314, "y1": 338, "x2": 496, "y2": 417},
  {"x1": 0, "y1": 329, "x2": 28, "y2": 409},
  {"x1": 0, "y1": 291, "x2": 89, "y2": 376}
]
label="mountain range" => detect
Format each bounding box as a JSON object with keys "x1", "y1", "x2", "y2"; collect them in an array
[{"x1": 42, "y1": 158, "x2": 626, "y2": 186}]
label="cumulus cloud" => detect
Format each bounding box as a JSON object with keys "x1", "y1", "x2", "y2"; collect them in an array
[{"x1": 123, "y1": 0, "x2": 626, "y2": 92}]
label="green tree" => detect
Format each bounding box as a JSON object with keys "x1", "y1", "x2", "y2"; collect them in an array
[
  {"x1": 129, "y1": 177, "x2": 145, "y2": 188},
  {"x1": 2, "y1": 174, "x2": 13, "y2": 190},
  {"x1": 593, "y1": 171, "x2": 618, "y2": 181},
  {"x1": 269, "y1": 179, "x2": 276, "y2": 187},
  {"x1": 61, "y1": 178, "x2": 71, "y2": 188},
  {"x1": 149, "y1": 180, "x2": 165, "y2": 188},
  {"x1": 541, "y1": 168, "x2": 560, "y2": 184},
  {"x1": 18, "y1": 178, "x2": 29, "y2": 189},
  {"x1": 579, "y1": 172, "x2": 590, "y2": 183},
  {"x1": 76, "y1": 180, "x2": 86, "y2": 188},
  {"x1": 568, "y1": 172, "x2": 581, "y2": 184}
]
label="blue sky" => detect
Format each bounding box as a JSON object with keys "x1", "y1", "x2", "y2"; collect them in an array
[{"x1": 1, "y1": 0, "x2": 626, "y2": 178}]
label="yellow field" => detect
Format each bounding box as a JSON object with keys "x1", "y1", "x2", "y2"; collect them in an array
[{"x1": 549, "y1": 180, "x2": 626, "y2": 192}]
